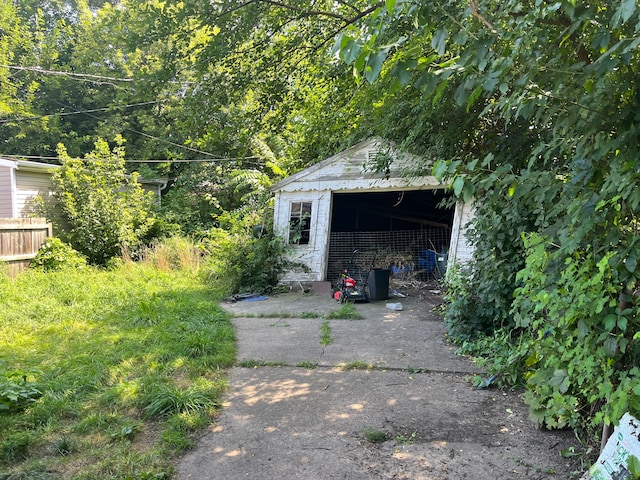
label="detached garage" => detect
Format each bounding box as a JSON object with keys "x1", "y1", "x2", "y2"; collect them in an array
[{"x1": 272, "y1": 139, "x2": 474, "y2": 285}]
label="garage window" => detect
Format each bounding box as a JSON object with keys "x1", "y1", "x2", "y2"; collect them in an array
[{"x1": 289, "y1": 201, "x2": 312, "y2": 245}]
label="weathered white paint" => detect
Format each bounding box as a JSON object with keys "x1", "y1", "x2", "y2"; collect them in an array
[
  {"x1": 273, "y1": 139, "x2": 441, "y2": 194},
  {"x1": 272, "y1": 139, "x2": 476, "y2": 282},
  {"x1": 448, "y1": 200, "x2": 475, "y2": 269},
  {"x1": 274, "y1": 190, "x2": 332, "y2": 282}
]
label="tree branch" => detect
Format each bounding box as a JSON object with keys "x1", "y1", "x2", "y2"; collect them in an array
[
  {"x1": 469, "y1": 0, "x2": 496, "y2": 33},
  {"x1": 257, "y1": 0, "x2": 351, "y2": 22}
]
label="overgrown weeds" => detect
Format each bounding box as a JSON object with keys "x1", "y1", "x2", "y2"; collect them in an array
[
  {"x1": 0, "y1": 262, "x2": 235, "y2": 479},
  {"x1": 325, "y1": 303, "x2": 363, "y2": 320},
  {"x1": 362, "y1": 427, "x2": 387, "y2": 443},
  {"x1": 320, "y1": 320, "x2": 333, "y2": 345}
]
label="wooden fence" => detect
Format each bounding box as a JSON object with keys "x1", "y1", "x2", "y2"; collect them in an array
[{"x1": 0, "y1": 218, "x2": 52, "y2": 277}]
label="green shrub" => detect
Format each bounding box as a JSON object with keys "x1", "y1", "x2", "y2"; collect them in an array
[
  {"x1": 30, "y1": 237, "x2": 86, "y2": 272},
  {"x1": 509, "y1": 233, "x2": 640, "y2": 434},
  {"x1": 442, "y1": 265, "x2": 482, "y2": 342},
  {"x1": 0, "y1": 431, "x2": 33, "y2": 463},
  {"x1": 0, "y1": 371, "x2": 42, "y2": 413},
  {"x1": 200, "y1": 226, "x2": 287, "y2": 296},
  {"x1": 50, "y1": 138, "x2": 155, "y2": 265}
]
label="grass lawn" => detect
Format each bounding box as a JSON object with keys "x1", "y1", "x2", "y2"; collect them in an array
[{"x1": 0, "y1": 263, "x2": 236, "y2": 479}]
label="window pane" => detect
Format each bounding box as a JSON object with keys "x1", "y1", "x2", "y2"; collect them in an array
[{"x1": 289, "y1": 201, "x2": 312, "y2": 245}]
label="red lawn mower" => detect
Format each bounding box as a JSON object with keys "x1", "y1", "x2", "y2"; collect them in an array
[{"x1": 333, "y1": 249, "x2": 370, "y2": 303}]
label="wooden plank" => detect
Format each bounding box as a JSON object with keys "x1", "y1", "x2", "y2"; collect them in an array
[
  {"x1": 0, "y1": 218, "x2": 52, "y2": 277},
  {"x1": 0, "y1": 223, "x2": 51, "y2": 230},
  {"x1": 0, "y1": 253, "x2": 37, "y2": 262}
]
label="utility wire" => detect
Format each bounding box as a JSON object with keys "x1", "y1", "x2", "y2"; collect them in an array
[
  {"x1": 0, "y1": 64, "x2": 135, "y2": 83},
  {"x1": 1, "y1": 64, "x2": 197, "y2": 84},
  {"x1": 0, "y1": 68, "x2": 227, "y2": 160},
  {"x1": 2, "y1": 97, "x2": 224, "y2": 159},
  {"x1": 0, "y1": 153, "x2": 264, "y2": 164},
  {"x1": 45, "y1": 96, "x2": 223, "y2": 159},
  {"x1": 0, "y1": 101, "x2": 162, "y2": 124}
]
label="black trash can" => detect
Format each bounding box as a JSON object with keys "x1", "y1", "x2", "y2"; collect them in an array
[{"x1": 368, "y1": 268, "x2": 391, "y2": 301}]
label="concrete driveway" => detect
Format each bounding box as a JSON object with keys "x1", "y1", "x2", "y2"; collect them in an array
[{"x1": 177, "y1": 291, "x2": 582, "y2": 480}]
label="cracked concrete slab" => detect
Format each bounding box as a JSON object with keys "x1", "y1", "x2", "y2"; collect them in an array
[{"x1": 176, "y1": 292, "x2": 582, "y2": 480}]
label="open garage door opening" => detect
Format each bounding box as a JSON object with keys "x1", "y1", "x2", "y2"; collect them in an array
[{"x1": 326, "y1": 189, "x2": 454, "y2": 282}]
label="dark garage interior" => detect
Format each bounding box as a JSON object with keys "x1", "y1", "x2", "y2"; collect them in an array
[{"x1": 326, "y1": 189, "x2": 454, "y2": 282}]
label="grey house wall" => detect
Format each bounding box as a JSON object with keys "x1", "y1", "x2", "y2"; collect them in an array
[{"x1": 0, "y1": 159, "x2": 16, "y2": 217}]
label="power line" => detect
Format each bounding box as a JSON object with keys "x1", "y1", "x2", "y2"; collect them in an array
[
  {"x1": 2, "y1": 96, "x2": 224, "y2": 158},
  {"x1": 0, "y1": 101, "x2": 162, "y2": 124},
  {"x1": 1, "y1": 64, "x2": 197, "y2": 85},
  {"x1": 0, "y1": 68, "x2": 225, "y2": 159},
  {"x1": 1, "y1": 64, "x2": 135, "y2": 83},
  {"x1": 46, "y1": 96, "x2": 224, "y2": 159},
  {"x1": 0, "y1": 153, "x2": 264, "y2": 163}
]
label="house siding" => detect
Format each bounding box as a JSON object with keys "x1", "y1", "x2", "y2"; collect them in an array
[
  {"x1": 15, "y1": 169, "x2": 55, "y2": 217},
  {"x1": 0, "y1": 163, "x2": 16, "y2": 217}
]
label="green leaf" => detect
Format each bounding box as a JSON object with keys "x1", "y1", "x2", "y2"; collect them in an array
[
  {"x1": 560, "y1": 446, "x2": 581, "y2": 458},
  {"x1": 619, "y1": 0, "x2": 636, "y2": 23},
  {"x1": 466, "y1": 84, "x2": 483, "y2": 112},
  {"x1": 604, "y1": 337, "x2": 619, "y2": 358},
  {"x1": 604, "y1": 314, "x2": 617, "y2": 332},
  {"x1": 386, "y1": 0, "x2": 396, "y2": 14},
  {"x1": 549, "y1": 369, "x2": 570, "y2": 393},
  {"x1": 432, "y1": 79, "x2": 449, "y2": 106},
  {"x1": 617, "y1": 316, "x2": 628, "y2": 333},
  {"x1": 431, "y1": 28, "x2": 447, "y2": 55},
  {"x1": 577, "y1": 319, "x2": 588, "y2": 338},
  {"x1": 524, "y1": 351, "x2": 539, "y2": 367},
  {"x1": 628, "y1": 455, "x2": 640, "y2": 476},
  {"x1": 342, "y1": 38, "x2": 362, "y2": 65},
  {"x1": 365, "y1": 50, "x2": 387, "y2": 83},
  {"x1": 433, "y1": 160, "x2": 447, "y2": 181},
  {"x1": 332, "y1": 33, "x2": 347, "y2": 56},
  {"x1": 452, "y1": 176, "x2": 464, "y2": 196}
]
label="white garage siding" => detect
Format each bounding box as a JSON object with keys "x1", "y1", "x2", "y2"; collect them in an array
[
  {"x1": 447, "y1": 201, "x2": 475, "y2": 269},
  {"x1": 274, "y1": 189, "x2": 332, "y2": 283},
  {"x1": 272, "y1": 139, "x2": 476, "y2": 283}
]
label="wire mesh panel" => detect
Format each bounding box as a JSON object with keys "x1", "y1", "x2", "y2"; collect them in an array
[{"x1": 326, "y1": 229, "x2": 450, "y2": 284}]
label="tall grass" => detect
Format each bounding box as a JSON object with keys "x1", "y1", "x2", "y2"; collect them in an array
[
  {"x1": 0, "y1": 256, "x2": 235, "y2": 479},
  {"x1": 137, "y1": 236, "x2": 204, "y2": 272}
]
